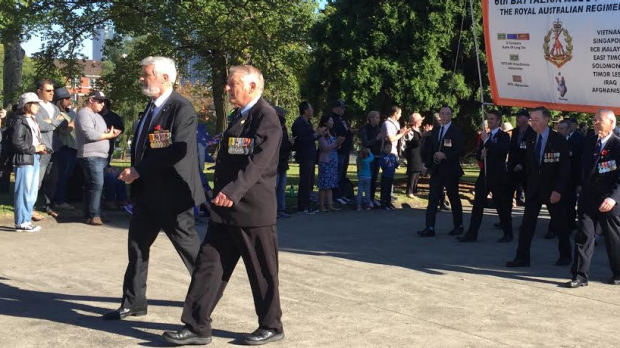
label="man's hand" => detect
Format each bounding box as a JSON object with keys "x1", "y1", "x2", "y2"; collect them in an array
[
  {"x1": 118, "y1": 166, "x2": 140, "y2": 184},
  {"x1": 212, "y1": 192, "x2": 233, "y2": 207},
  {"x1": 434, "y1": 151, "x2": 446, "y2": 161},
  {"x1": 35, "y1": 144, "x2": 47, "y2": 154},
  {"x1": 480, "y1": 130, "x2": 489, "y2": 142},
  {"x1": 514, "y1": 164, "x2": 523, "y2": 172},
  {"x1": 104, "y1": 126, "x2": 122, "y2": 140},
  {"x1": 549, "y1": 191, "x2": 562, "y2": 204},
  {"x1": 423, "y1": 124, "x2": 433, "y2": 133},
  {"x1": 599, "y1": 197, "x2": 617, "y2": 213},
  {"x1": 399, "y1": 127, "x2": 409, "y2": 135}
]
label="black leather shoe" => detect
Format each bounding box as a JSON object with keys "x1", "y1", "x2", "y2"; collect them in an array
[
  {"x1": 448, "y1": 226, "x2": 464, "y2": 236},
  {"x1": 438, "y1": 202, "x2": 451, "y2": 211},
  {"x1": 544, "y1": 231, "x2": 556, "y2": 239},
  {"x1": 163, "y1": 326, "x2": 212, "y2": 345},
  {"x1": 506, "y1": 259, "x2": 530, "y2": 267},
  {"x1": 102, "y1": 307, "x2": 147, "y2": 320},
  {"x1": 457, "y1": 233, "x2": 477, "y2": 242},
  {"x1": 498, "y1": 234, "x2": 514, "y2": 243},
  {"x1": 493, "y1": 222, "x2": 502, "y2": 229},
  {"x1": 417, "y1": 227, "x2": 435, "y2": 237},
  {"x1": 608, "y1": 276, "x2": 620, "y2": 285},
  {"x1": 555, "y1": 257, "x2": 572, "y2": 266},
  {"x1": 242, "y1": 329, "x2": 285, "y2": 346},
  {"x1": 565, "y1": 278, "x2": 588, "y2": 288}
]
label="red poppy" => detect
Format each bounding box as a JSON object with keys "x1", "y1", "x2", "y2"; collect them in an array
[
  {"x1": 602, "y1": 149, "x2": 609, "y2": 156},
  {"x1": 154, "y1": 125, "x2": 162, "y2": 131}
]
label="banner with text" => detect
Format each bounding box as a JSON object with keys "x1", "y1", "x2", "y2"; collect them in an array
[{"x1": 483, "y1": 0, "x2": 620, "y2": 114}]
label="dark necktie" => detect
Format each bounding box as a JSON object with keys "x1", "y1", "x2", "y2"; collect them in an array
[
  {"x1": 135, "y1": 105, "x2": 155, "y2": 164},
  {"x1": 534, "y1": 134, "x2": 542, "y2": 166},
  {"x1": 593, "y1": 138, "x2": 602, "y2": 165},
  {"x1": 438, "y1": 126, "x2": 445, "y2": 149}
]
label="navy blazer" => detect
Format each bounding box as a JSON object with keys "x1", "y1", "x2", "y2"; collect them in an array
[
  {"x1": 423, "y1": 123, "x2": 465, "y2": 179},
  {"x1": 524, "y1": 129, "x2": 570, "y2": 200},
  {"x1": 579, "y1": 134, "x2": 620, "y2": 214},
  {"x1": 476, "y1": 129, "x2": 510, "y2": 185}
]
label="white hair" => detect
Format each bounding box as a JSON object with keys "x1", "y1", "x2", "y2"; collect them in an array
[
  {"x1": 229, "y1": 65, "x2": 264, "y2": 93},
  {"x1": 599, "y1": 108, "x2": 616, "y2": 128},
  {"x1": 141, "y1": 56, "x2": 177, "y2": 84}
]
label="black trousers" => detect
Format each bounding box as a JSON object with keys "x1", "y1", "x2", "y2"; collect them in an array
[
  {"x1": 370, "y1": 157, "x2": 380, "y2": 200},
  {"x1": 426, "y1": 174, "x2": 463, "y2": 228},
  {"x1": 37, "y1": 152, "x2": 59, "y2": 211},
  {"x1": 121, "y1": 204, "x2": 200, "y2": 309},
  {"x1": 181, "y1": 221, "x2": 283, "y2": 336},
  {"x1": 467, "y1": 176, "x2": 512, "y2": 238},
  {"x1": 572, "y1": 205, "x2": 620, "y2": 281},
  {"x1": 297, "y1": 158, "x2": 315, "y2": 211},
  {"x1": 380, "y1": 176, "x2": 394, "y2": 208},
  {"x1": 515, "y1": 192, "x2": 571, "y2": 262},
  {"x1": 406, "y1": 171, "x2": 421, "y2": 195},
  {"x1": 506, "y1": 170, "x2": 527, "y2": 218}
]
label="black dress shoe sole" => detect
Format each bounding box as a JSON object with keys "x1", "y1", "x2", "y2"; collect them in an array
[
  {"x1": 243, "y1": 332, "x2": 285, "y2": 346},
  {"x1": 103, "y1": 309, "x2": 147, "y2": 321},
  {"x1": 163, "y1": 334, "x2": 212, "y2": 345}
]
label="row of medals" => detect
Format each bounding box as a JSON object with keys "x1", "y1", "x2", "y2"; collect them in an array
[{"x1": 149, "y1": 130, "x2": 172, "y2": 149}]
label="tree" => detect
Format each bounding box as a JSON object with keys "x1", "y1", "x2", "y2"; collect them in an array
[{"x1": 306, "y1": 0, "x2": 484, "y2": 133}]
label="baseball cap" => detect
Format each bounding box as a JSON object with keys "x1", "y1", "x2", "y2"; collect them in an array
[
  {"x1": 90, "y1": 90, "x2": 106, "y2": 101},
  {"x1": 331, "y1": 99, "x2": 346, "y2": 108},
  {"x1": 53, "y1": 88, "x2": 71, "y2": 102},
  {"x1": 18, "y1": 92, "x2": 43, "y2": 109},
  {"x1": 515, "y1": 109, "x2": 530, "y2": 118}
]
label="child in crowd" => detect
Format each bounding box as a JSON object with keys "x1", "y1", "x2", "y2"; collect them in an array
[
  {"x1": 356, "y1": 148, "x2": 374, "y2": 211},
  {"x1": 379, "y1": 142, "x2": 399, "y2": 210}
]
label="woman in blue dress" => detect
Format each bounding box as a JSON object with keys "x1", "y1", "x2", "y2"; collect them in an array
[{"x1": 317, "y1": 115, "x2": 345, "y2": 212}]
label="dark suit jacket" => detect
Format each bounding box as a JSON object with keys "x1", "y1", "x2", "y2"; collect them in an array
[
  {"x1": 404, "y1": 129, "x2": 424, "y2": 173},
  {"x1": 130, "y1": 91, "x2": 205, "y2": 213},
  {"x1": 507, "y1": 125, "x2": 535, "y2": 172},
  {"x1": 210, "y1": 98, "x2": 282, "y2": 227},
  {"x1": 291, "y1": 116, "x2": 316, "y2": 161},
  {"x1": 423, "y1": 123, "x2": 465, "y2": 179},
  {"x1": 524, "y1": 128, "x2": 570, "y2": 200},
  {"x1": 567, "y1": 131, "x2": 585, "y2": 188},
  {"x1": 579, "y1": 134, "x2": 620, "y2": 214},
  {"x1": 476, "y1": 129, "x2": 510, "y2": 185}
]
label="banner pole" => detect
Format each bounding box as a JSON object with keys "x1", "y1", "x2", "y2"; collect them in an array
[{"x1": 469, "y1": 0, "x2": 488, "y2": 183}]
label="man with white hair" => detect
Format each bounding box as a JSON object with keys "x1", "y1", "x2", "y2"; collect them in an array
[
  {"x1": 567, "y1": 109, "x2": 620, "y2": 288},
  {"x1": 104, "y1": 56, "x2": 205, "y2": 320},
  {"x1": 164, "y1": 65, "x2": 284, "y2": 346}
]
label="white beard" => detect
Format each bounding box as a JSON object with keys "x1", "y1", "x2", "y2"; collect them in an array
[{"x1": 142, "y1": 85, "x2": 160, "y2": 97}]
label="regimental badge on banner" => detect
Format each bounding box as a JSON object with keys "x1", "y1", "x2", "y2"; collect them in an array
[
  {"x1": 149, "y1": 130, "x2": 172, "y2": 149},
  {"x1": 598, "y1": 160, "x2": 617, "y2": 174},
  {"x1": 443, "y1": 138, "x2": 452, "y2": 148},
  {"x1": 228, "y1": 137, "x2": 255, "y2": 155},
  {"x1": 543, "y1": 152, "x2": 561, "y2": 163},
  {"x1": 519, "y1": 141, "x2": 527, "y2": 150}
]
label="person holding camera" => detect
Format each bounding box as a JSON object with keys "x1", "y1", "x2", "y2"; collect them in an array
[{"x1": 10, "y1": 93, "x2": 49, "y2": 232}]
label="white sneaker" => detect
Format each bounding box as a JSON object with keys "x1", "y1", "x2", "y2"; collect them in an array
[
  {"x1": 16, "y1": 223, "x2": 42, "y2": 233},
  {"x1": 372, "y1": 200, "x2": 381, "y2": 208},
  {"x1": 55, "y1": 202, "x2": 75, "y2": 210},
  {"x1": 336, "y1": 198, "x2": 348, "y2": 205}
]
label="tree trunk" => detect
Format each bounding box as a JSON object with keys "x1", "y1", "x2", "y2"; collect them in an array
[
  {"x1": 210, "y1": 51, "x2": 228, "y2": 133},
  {"x1": 2, "y1": 35, "x2": 25, "y2": 107}
]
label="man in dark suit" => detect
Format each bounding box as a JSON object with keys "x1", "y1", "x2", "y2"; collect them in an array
[
  {"x1": 163, "y1": 65, "x2": 284, "y2": 346},
  {"x1": 458, "y1": 110, "x2": 513, "y2": 242},
  {"x1": 567, "y1": 109, "x2": 620, "y2": 288},
  {"x1": 506, "y1": 109, "x2": 535, "y2": 208},
  {"x1": 506, "y1": 106, "x2": 571, "y2": 267},
  {"x1": 104, "y1": 56, "x2": 204, "y2": 320},
  {"x1": 565, "y1": 117, "x2": 584, "y2": 230},
  {"x1": 418, "y1": 105, "x2": 465, "y2": 237},
  {"x1": 292, "y1": 101, "x2": 323, "y2": 214}
]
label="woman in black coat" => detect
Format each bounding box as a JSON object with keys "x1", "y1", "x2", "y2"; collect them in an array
[{"x1": 403, "y1": 113, "x2": 425, "y2": 197}]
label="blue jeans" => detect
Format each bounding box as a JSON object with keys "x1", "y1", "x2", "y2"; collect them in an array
[
  {"x1": 276, "y1": 171, "x2": 287, "y2": 212},
  {"x1": 79, "y1": 157, "x2": 107, "y2": 219},
  {"x1": 104, "y1": 170, "x2": 128, "y2": 203},
  {"x1": 14, "y1": 155, "x2": 40, "y2": 226},
  {"x1": 54, "y1": 147, "x2": 77, "y2": 205},
  {"x1": 357, "y1": 177, "x2": 371, "y2": 207}
]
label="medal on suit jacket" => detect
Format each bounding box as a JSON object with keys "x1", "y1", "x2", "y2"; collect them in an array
[
  {"x1": 598, "y1": 160, "x2": 617, "y2": 174},
  {"x1": 148, "y1": 125, "x2": 173, "y2": 149},
  {"x1": 519, "y1": 141, "x2": 527, "y2": 149},
  {"x1": 443, "y1": 138, "x2": 452, "y2": 147},
  {"x1": 228, "y1": 137, "x2": 254, "y2": 155}
]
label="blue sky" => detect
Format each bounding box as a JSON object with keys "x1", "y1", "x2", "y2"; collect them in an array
[{"x1": 23, "y1": 0, "x2": 329, "y2": 59}]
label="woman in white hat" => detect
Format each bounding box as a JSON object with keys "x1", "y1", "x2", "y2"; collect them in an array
[{"x1": 10, "y1": 92, "x2": 48, "y2": 232}]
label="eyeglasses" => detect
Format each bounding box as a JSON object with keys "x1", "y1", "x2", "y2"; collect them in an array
[{"x1": 45, "y1": 90, "x2": 54, "y2": 92}]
